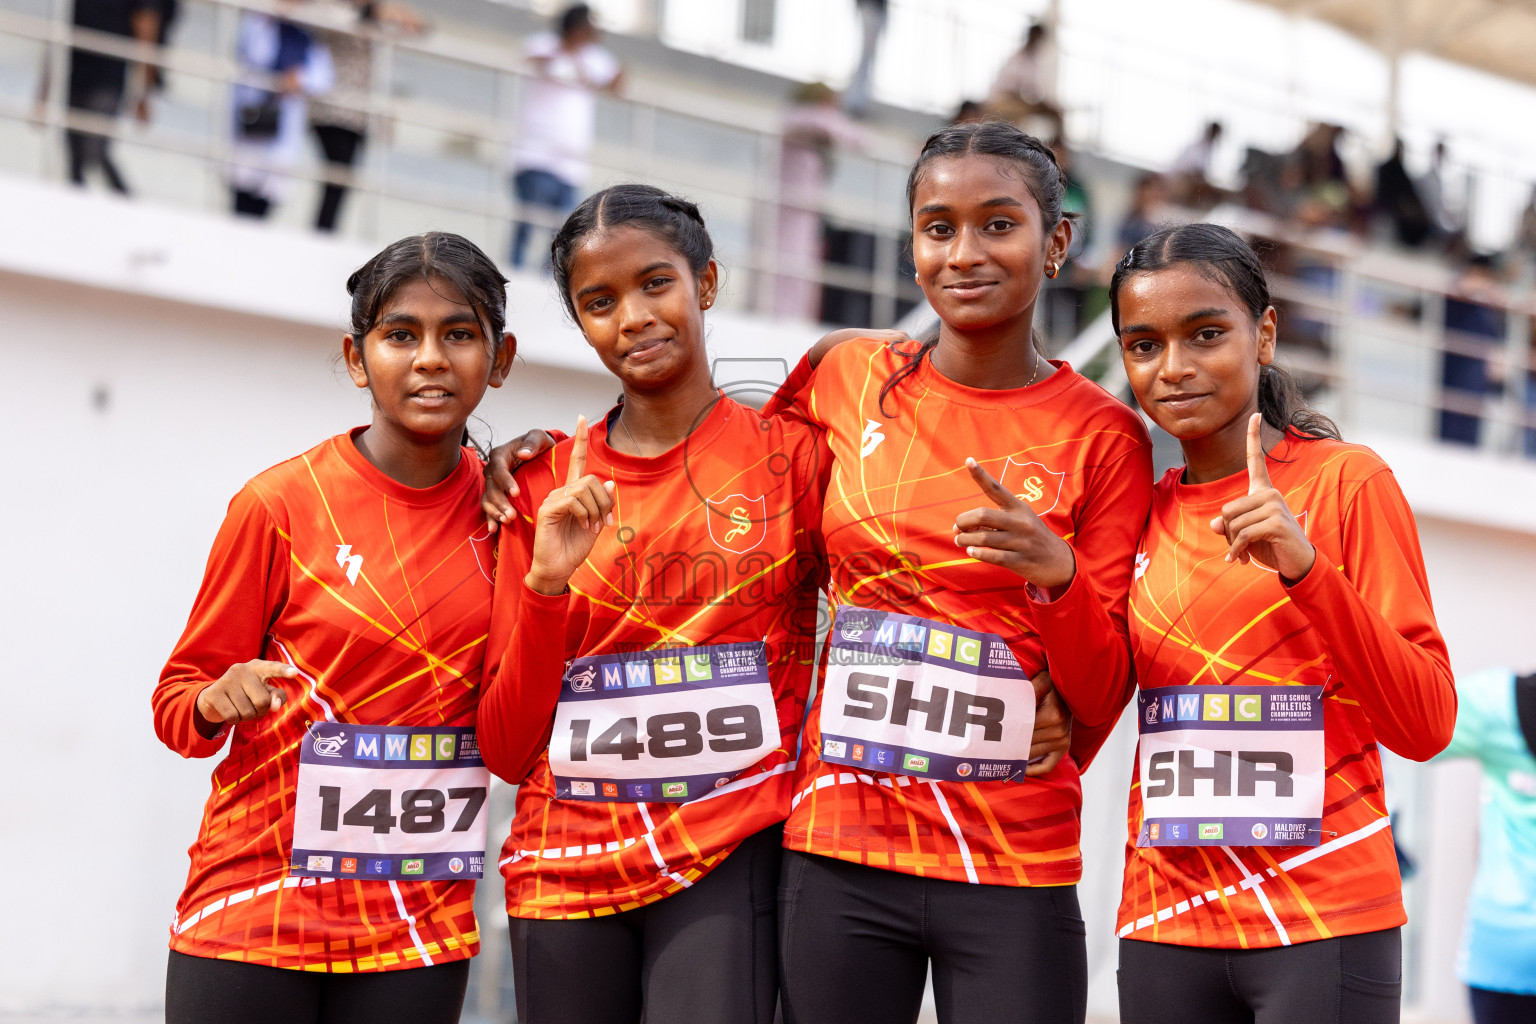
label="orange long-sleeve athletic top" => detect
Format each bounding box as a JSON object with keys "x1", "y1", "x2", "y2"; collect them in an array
[
  {"x1": 1118, "y1": 433, "x2": 1455, "y2": 948},
  {"x1": 477, "y1": 397, "x2": 828, "y2": 919},
  {"x1": 153, "y1": 430, "x2": 494, "y2": 971},
  {"x1": 764, "y1": 338, "x2": 1153, "y2": 886}
]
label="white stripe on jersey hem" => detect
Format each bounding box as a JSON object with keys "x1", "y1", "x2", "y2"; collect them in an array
[
  {"x1": 172, "y1": 875, "x2": 330, "y2": 935},
  {"x1": 635, "y1": 802, "x2": 692, "y2": 889},
  {"x1": 1115, "y1": 816, "x2": 1393, "y2": 939},
  {"x1": 497, "y1": 761, "x2": 795, "y2": 870},
  {"x1": 1221, "y1": 845, "x2": 1291, "y2": 945},
  {"x1": 388, "y1": 880, "x2": 434, "y2": 966},
  {"x1": 926, "y1": 780, "x2": 979, "y2": 885},
  {"x1": 789, "y1": 767, "x2": 914, "y2": 810}
]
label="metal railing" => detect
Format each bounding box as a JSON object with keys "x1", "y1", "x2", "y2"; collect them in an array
[
  {"x1": 1055, "y1": 204, "x2": 1536, "y2": 463},
  {"x1": 0, "y1": 0, "x2": 926, "y2": 327}
]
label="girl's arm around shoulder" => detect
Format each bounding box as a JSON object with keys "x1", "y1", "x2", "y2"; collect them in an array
[
  {"x1": 1285, "y1": 461, "x2": 1456, "y2": 761},
  {"x1": 761, "y1": 329, "x2": 907, "y2": 424},
  {"x1": 1028, "y1": 419, "x2": 1154, "y2": 729},
  {"x1": 153, "y1": 484, "x2": 290, "y2": 758}
]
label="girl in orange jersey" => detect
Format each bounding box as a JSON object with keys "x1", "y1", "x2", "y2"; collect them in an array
[
  {"x1": 474, "y1": 184, "x2": 827, "y2": 1024},
  {"x1": 154, "y1": 233, "x2": 514, "y2": 1023},
  {"x1": 765, "y1": 121, "x2": 1152, "y2": 1024},
  {"x1": 1110, "y1": 223, "x2": 1456, "y2": 1024}
]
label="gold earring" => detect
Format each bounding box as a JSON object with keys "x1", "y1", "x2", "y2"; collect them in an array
[
  {"x1": 1045, "y1": 264, "x2": 1059, "y2": 279},
  {"x1": 914, "y1": 272, "x2": 921, "y2": 284}
]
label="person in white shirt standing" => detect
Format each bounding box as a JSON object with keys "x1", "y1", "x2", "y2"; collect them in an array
[{"x1": 510, "y1": 4, "x2": 621, "y2": 269}]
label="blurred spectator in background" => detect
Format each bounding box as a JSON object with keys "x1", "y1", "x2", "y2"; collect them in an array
[
  {"x1": 1116, "y1": 173, "x2": 1166, "y2": 253},
  {"x1": 1289, "y1": 122, "x2": 1352, "y2": 229},
  {"x1": 987, "y1": 23, "x2": 1062, "y2": 141},
  {"x1": 950, "y1": 98, "x2": 984, "y2": 125},
  {"x1": 1052, "y1": 139, "x2": 1091, "y2": 261},
  {"x1": 1373, "y1": 137, "x2": 1431, "y2": 248},
  {"x1": 36, "y1": 0, "x2": 165, "y2": 195},
  {"x1": 1438, "y1": 254, "x2": 1506, "y2": 446},
  {"x1": 1514, "y1": 185, "x2": 1536, "y2": 270},
  {"x1": 146, "y1": 0, "x2": 177, "y2": 93},
  {"x1": 229, "y1": 10, "x2": 333, "y2": 218},
  {"x1": 772, "y1": 81, "x2": 864, "y2": 321},
  {"x1": 1420, "y1": 138, "x2": 1459, "y2": 239},
  {"x1": 1168, "y1": 120, "x2": 1222, "y2": 205},
  {"x1": 510, "y1": 3, "x2": 621, "y2": 269},
  {"x1": 1436, "y1": 667, "x2": 1536, "y2": 1024},
  {"x1": 843, "y1": 0, "x2": 887, "y2": 117},
  {"x1": 307, "y1": 0, "x2": 424, "y2": 233}
]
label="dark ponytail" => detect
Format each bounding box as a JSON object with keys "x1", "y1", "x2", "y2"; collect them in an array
[
  {"x1": 879, "y1": 120, "x2": 1068, "y2": 416},
  {"x1": 346, "y1": 231, "x2": 510, "y2": 456},
  {"x1": 1109, "y1": 223, "x2": 1340, "y2": 441},
  {"x1": 550, "y1": 183, "x2": 716, "y2": 321}
]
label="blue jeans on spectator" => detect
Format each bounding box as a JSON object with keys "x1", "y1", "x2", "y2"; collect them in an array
[{"x1": 511, "y1": 168, "x2": 577, "y2": 269}]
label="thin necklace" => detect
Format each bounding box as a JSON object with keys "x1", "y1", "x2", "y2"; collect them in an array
[
  {"x1": 1022, "y1": 350, "x2": 1044, "y2": 387},
  {"x1": 616, "y1": 411, "x2": 647, "y2": 455}
]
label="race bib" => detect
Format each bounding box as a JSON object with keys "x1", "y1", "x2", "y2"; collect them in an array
[
  {"x1": 1136, "y1": 686, "x2": 1325, "y2": 847},
  {"x1": 549, "y1": 641, "x2": 778, "y2": 803},
  {"x1": 290, "y1": 724, "x2": 489, "y2": 881},
  {"x1": 818, "y1": 607, "x2": 1036, "y2": 782}
]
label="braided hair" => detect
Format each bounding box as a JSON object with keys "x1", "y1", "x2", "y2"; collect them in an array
[
  {"x1": 878, "y1": 121, "x2": 1069, "y2": 415},
  {"x1": 550, "y1": 184, "x2": 715, "y2": 321}
]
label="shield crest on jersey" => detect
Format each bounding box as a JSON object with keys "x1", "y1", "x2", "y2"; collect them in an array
[
  {"x1": 705, "y1": 494, "x2": 766, "y2": 554},
  {"x1": 998, "y1": 459, "x2": 1066, "y2": 516}
]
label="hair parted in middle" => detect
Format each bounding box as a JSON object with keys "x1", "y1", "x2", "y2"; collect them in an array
[
  {"x1": 549, "y1": 183, "x2": 717, "y2": 321},
  {"x1": 879, "y1": 120, "x2": 1070, "y2": 415}
]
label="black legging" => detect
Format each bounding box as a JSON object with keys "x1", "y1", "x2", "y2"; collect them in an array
[
  {"x1": 1118, "y1": 929, "x2": 1402, "y2": 1024},
  {"x1": 510, "y1": 823, "x2": 782, "y2": 1024},
  {"x1": 164, "y1": 949, "x2": 470, "y2": 1024},
  {"x1": 777, "y1": 849, "x2": 1088, "y2": 1024},
  {"x1": 1470, "y1": 988, "x2": 1536, "y2": 1024}
]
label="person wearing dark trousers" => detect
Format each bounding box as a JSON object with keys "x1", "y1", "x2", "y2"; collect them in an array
[
  {"x1": 50, "y1": 0, "x2": 164, "y2": 194},
  {"x1": 307, "y1": 1, "x2": 422, "y2": 232}
]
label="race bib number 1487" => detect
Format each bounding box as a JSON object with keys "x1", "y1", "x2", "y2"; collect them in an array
[{"x1": 290, "y1": 723, "x2": 490, "y2": 881}]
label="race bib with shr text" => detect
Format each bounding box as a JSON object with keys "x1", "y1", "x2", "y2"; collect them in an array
[
  {"x1": 818, "y1": 607, "x2": 1036, "y2": 782},
  {"x1": 1136, "y1": 685, "x2": 1324, "y2": 847}
]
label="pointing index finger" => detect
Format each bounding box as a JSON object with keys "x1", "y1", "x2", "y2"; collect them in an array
[
  {"x1": 1246, "y1": 413, "x2": 1272, "y2": 494},
  {"x1": 566, "y1": 415, "x2": 589, "y2": 487},
  {"x1": 965, "y1": 457, "x2": 1023, "y2": 510}
]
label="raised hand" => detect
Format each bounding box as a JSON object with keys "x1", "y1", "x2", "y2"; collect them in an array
[
  {"x1": 195, "y1": 660, "x2": 298, "y2": 737},
  {"x1": 953, "y1": 458, "x2": 1076, "y2": 590},
  {"x1": 525, "y1": 416, "x2": 616, "y2": 596},
  {"x1": 1026, "y1": 670, "x2": 1072, "y2": 777},
  {"x1": 482, "y1": 427, "x2": 562, "y2": 531},
  {"x1": 1209, "y1": 413, "x2": 1316, "y2": 581}
]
